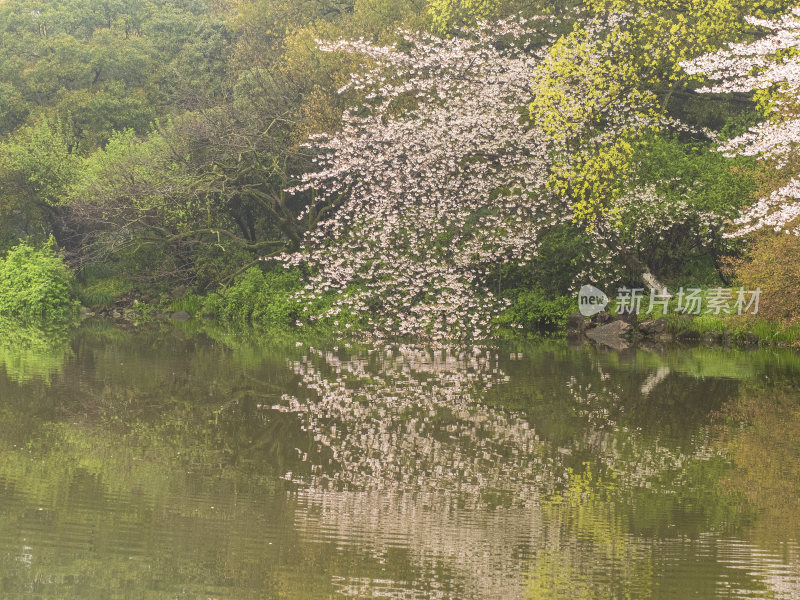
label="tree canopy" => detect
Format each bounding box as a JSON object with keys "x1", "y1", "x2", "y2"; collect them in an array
[{"x1": 0, "y1": 0, "x2": 796, "y2": 336}]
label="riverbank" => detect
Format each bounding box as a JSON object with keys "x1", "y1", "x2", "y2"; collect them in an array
[
  {"x1": 77, "y1": 287, "x2": 800, "y2": 354},
  {"x1": 566, "y1": 309, "x2": 800, "y2": 352}
]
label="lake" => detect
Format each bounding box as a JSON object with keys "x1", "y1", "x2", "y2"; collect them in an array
[{"x1": 1, "y1": 321, "x2": 799, "y2": 599}]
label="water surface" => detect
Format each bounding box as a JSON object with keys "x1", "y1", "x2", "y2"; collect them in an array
[{"x1": 1, "y1": 322, "x2": 799, "y2": 599}]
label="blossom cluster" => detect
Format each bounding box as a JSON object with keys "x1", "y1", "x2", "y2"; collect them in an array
[
  {"x1": 271, "y1": 18, "x2": 565, "y2": 340},
  {"x1": 270, "y1": 16, "x2": 704, "y2": 340},
  {"x1": 273, "y1": 342, "x2": 717, "y2": 598},
  {"x1": 682, "y1": 7, "x2": 800, "y2": 236}
]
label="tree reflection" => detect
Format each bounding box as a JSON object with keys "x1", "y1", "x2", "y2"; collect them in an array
[
  {"x1": 0, "y1": 318, "x2": 73, "y2": 384},
  {"x1": 0, "y1": 328, "x2": 798, "y2": 599}
]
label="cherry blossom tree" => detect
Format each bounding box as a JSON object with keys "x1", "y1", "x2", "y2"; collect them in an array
[
  {"x1": 682, "y1": 6, "x2": 800, "y2": 236},
  {"x1": 272, "y1": 16, "x2": 711, "y2": 340},
  {"x1": 273, "y1": 18, "x2": 560, "y2": 340}
]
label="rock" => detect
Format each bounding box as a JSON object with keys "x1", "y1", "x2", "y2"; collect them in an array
[
  {"x1": 171, "y1": 310, "x2": 191, "y2": 322},
  {"x1": 171, "y1": 285, "x2": 187, "y2": 299},
  {"x1": 638, "y1": 317, "x2": 666, "y2": 336},
  {"x1": 739, "y1": 332, "x2": 759, "y2": 347},
  {"x1": 702, "y1": 330, "x2": 723, "y2": 344},
  {"x1": 122, "y1": 309, "x2": 136, "y2": 322},
  {"x1": 591, "y1": 319, "x2": 633, "y2": 338},
  {"x1": 723, "y1": 329, "x2": 731, "y2": 348},
  {"x1": 587, "y1": 319, "x2": 633, "y2": 350},
  {"x1": 591, "y1": 311, "x2": 612, "y2": 325},
  {"x1": 565, "y1": 312, "x2": 587, "y2": 333},
  {"x1": 616, "y1": 311, "x2": 639, "y2": 327},
  {"x1": 201, "y1": 312, "x2": 215, "y2": 319}
]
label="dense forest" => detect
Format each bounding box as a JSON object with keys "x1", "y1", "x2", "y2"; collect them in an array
[{"x1": 1, "y1": 0, "x2": 799, "y2": 341}]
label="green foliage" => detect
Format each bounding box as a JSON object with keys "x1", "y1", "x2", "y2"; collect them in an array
[
  {"x1": 203, "y1": 267, "x2": 303, "y2": 328},
  {"x1": 495, "y1": 288, "x2": 576, "y2": 333},
  {"x1": 0, "y1": 118, "x2": 80, "y2": 245},
  {"x1": 504, "y1": 226, "x2": 592, "y2": 297},
  {"x1": 689, "y1": 313, "x2": 726, "y2": 334},
  {"x1": 0, "y1": 117, "x2": 80, "y2": 207},
  {"x1": 78, "y1": 276, "x2": 134, "y2": 308},
  {"x1": 634, "y1": 134, "x2": 756, "y2": 217},
  {"x1": 204, "y1": 266, "x2": 369, "y2": 334},
  {"x1": 744, "y1": 320, "x2": 800, "y2": 344},
  {"x1": 0, "y1": 239, "x2": 79, "y2": 324},
  {"x1": 0, "y1": 0, "x2": 791, "y2": 338},
  {"x1": 428, "y1": 0, "x2": 500, "y2": 32},
  {"x1": 0, "y1": 0, "x2": 230, "y2": 144},
  {"x1": 165, "y1": 292, "x2": 198, "y2": 314},
  {"x1": 585, "y1": 0, "x2": 794, "y2": 85}
]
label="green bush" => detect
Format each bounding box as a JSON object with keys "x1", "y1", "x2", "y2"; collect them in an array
[
  {"x1": 0, "y1": 239, "x2": 79, "y2": 324},
  {"x1": 495, "y1": 288, "x2": 576, "y2": 333},
  {"x1": 203, "y1": 267, "x2": 302, "y2": 328}
]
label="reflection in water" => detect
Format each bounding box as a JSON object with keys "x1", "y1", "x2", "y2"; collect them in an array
[
  {"x1": 274, "y1": 346, "x2": 559, "y2": 501},
  {"x1": 275, "y1": 343, "x2": 800, "y2": 598},
  {"x1": 0, "y1": 324, "x2": 798, "y2": 598},
  {"x1": 277, "y1": 344, "x2": 717, "y2": 503},
  {"x1": 0, "y1": 319, "x2": 72, "y2": 384}
]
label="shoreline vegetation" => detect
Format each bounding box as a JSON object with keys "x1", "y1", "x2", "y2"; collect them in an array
[
  {"x1": 0, "y1": 239, "x2": 797, "y2": 351},
  {"x1": 0, "y1": 237, "x2": 796, "y2": 351},
  {"x1": 1, "y1": 1, "x2": 799, "y2": 347}
]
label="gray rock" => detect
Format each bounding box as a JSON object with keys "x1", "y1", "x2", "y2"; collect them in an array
[
  {"x1": 739, "y1": 332, "x2": 759, "y2": 347},
  {"x1": 565, "y1": 312, "x2": 587, "y2": 333},
  {"x1": 638, "y1": 317, "x2": 666, "y2": 335},
  {"x1": 591, "y1": 319, "x2": 633, "y2": 337},
  {"x1": 171, "y1": 310, "x2": 191, "y2": 322},
  {"x1": 592, "y1": 311, "x2": 612, "y2": 325},
  {"x1": 587, "y1": 319, "x2": 633, "y2": 350},
  {"x1": 616, "y1": 311, "x2": 639, "y2": 327}
]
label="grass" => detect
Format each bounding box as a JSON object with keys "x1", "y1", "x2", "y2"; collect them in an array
[{"x1": 77, "y1": 277, "x2": 134, "y2": 308}]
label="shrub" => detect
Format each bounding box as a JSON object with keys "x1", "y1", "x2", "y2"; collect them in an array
[
  {"x1": 495, "y1": 288, "x2": 576, "y2": 333},
  {"x1": 733, "y1": 232, "x2": 800, "y2": 325},
  {"x1": 0, "y1": 239, "x2": 79, "y2": 324},
  {"x1": 204, "y1": 266, "x2": 369, "y2": 333},
  {"x1": 203, "y1": 267, "x2": 302, "y2": 328}
]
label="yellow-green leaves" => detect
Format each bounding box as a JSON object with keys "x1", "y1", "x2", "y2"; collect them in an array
[
  {"x1": 428, "y1": 0, "x2": 501, "y2": 33},
  {"x1": 586, "y1": 0, "x2": 795, "y2": 84},
  {"x1": 553, "y1": 137, "x2": 638, "y2": 227},
  {"x1": 530, "y1": 25, "x2": 658, "y2": 226}
]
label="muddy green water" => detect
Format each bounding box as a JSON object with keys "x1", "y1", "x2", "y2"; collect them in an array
[{"x1": 1, "y1": 321, "x2": 799, "y2": 599}]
